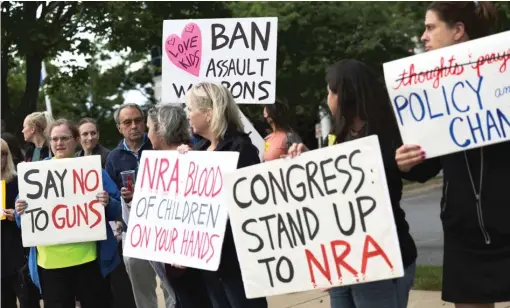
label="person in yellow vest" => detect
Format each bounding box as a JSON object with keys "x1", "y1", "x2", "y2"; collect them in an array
[{"x1": 15, "y1": 119, "x2": 121, "y2": 308}]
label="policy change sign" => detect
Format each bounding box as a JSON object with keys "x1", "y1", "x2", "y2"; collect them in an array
[
  {"x1": 123, "y1": 150, "x2": 239, "y2": 271},
  {"x1": 17, "y1": 156, "x2": 106, "y2": 247},
  {"x1": 162, "y1": 17, "x2": 278, "y2": 104},
  {"x1": 383, "y1": 30, "x2": 510, "y2": 158},
  {"x1": 225, "y1": 135, "x2": 403, "y2": 298}
]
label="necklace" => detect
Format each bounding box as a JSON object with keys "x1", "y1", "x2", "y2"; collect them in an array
[{"x1": 463, "y1": 148, "x2": 490, "y2": 244}]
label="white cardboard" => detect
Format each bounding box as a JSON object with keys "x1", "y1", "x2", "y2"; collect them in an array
[
  {"x1": 18, "y1": 156, "x2": 106, "y2": 247},
  {"x1": 162, "y1": 17, "x2": 278, "y2": 104},
  {"x1": 123, "y1": 150, "x2": 240, "y2": 271},
  {"x1": 383, "y1": 31, "x2": 510, "y2": 158},
  {"x1": 225, "y1": 135, "x2": 403, "y2": 298}
]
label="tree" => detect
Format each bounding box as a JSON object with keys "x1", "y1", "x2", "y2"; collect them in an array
[
  {"x1": 229, "y1": 1, "x2": 426, "y2": 148},
  {"x1": 1, "y1": 1, "x2": 111, "y2": 137},
  {"x1": 1, "y1": 1, "x2": 232, "y2": 139}
]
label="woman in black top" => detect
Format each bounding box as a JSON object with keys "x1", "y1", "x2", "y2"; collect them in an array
[
  {"x1": 178, "y1": 82, "x2": 265, "y2": 308},
  {"x1": 396, "y1": 2, "x2": 509, "y2": 306},
  {"x1": 1, "y1": 138, "x2": 27, "y2": 308},
  {"x1": 289, "y1": 60, "x2": 417, "y2": 308},
  {"x1": 22, "y1": 111, "x2": 53, "y2": 162}
]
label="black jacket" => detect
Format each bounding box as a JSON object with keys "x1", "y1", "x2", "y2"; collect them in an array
[
  {"x1": 194, "y1": 128, "x2": 260, "y2": 277},
  {"x1": 406, "y1": 141, "x2": 510, "y2": 250},
  {"x1": 330, "y1": 133, "x2": 418, "y2": 268},
  {"x1": 105, "y1": 136, "x2": 153, "y2": 190},
  {"x1": 1, "y1": 177, "x2": 25, "y2": 278},
  {"x1": 76, "y1": 144, "x2": 111, "y2": 169},
  {"x1": 24, "y1": 142, "x2": 51, "y2": 162}
]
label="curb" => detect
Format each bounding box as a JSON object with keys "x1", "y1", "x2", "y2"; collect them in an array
[{"x1": 403, "y1": 177, "x2": 443, "y2": 195}]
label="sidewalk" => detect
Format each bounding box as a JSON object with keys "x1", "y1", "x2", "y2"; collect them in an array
[
  {"x1": 267, "y1": 290, "x2": 510, "y2": 308},
  {"x1": 155, "y1": 285, "x2": 510, "y2": 308}
]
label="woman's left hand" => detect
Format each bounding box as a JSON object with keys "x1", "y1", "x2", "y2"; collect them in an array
[
  {"x1": 96, "y1": 191, "x2": 110, "y2": 207},
  {"x1": 4, "y1": 209, "x2": 15, "y2": 221},
  {"x1": 177, "y1": 144, "x2": 191, "y2": 154}
]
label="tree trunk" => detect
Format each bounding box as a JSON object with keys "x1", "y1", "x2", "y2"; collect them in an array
[
  {"x1": 18, "y1": 51, "x2": 43, "y2": 119},
  {"x1": 1, "y1": 45, "x2": 10, "y2": 132}
]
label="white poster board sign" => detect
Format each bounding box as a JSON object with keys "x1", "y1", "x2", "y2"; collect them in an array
[
  {"x1": 225, "y1": 135, "x2": 403, "y2": 298},
  {"x1": 383, "y1": 31, "x2": 510, "y2": 158},
  {"x1": 240, "y1": 111, "x2": 265, "y2": 162},
  {"x1": 162, "y1": 17, "x2": 278, "y2": 104},
  {"x1": 123, "y1": 150, "x2": 240, "y2": 271},
  {"x1": 17, "y1": 156, "x2": 105, "y2": 247}
]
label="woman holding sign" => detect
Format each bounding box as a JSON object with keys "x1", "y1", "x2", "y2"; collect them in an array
[
  {"x1": 288, "y1": 60, "x2": 418, "y2": 308},
  {"x1": 396, "y1": 2, "x2": 510, "y2": 307},
  {"x1": 1, "y1": 138, "x2": 29, "y2": 308},
  {"x1": 144, "y1": 103, "x2": 217, "y2": 308},
  {"x1": 15, "y1": 119, "x2": 122, "y2": 308},
  {"x1": 178, "y1": 82, "x2": 266, "y2": 308}
]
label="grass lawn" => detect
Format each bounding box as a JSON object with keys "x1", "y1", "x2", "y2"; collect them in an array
[{"x1": 414, "y1": 265, "x2": 443, "y2": 291}]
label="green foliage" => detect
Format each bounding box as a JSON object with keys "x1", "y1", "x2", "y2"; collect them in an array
[
  {"x1": 2, "y1": 1, "x2": 232, "y2": 146},
  {"x1": 3, "y1": 1, "x2": 509, "y2": 149},
  {"x1": 230, "y1": 1, "x2": 426, "y2": 147},
  {"x1": 414, "y1": 265, "x2": 443, "y2": 291}
]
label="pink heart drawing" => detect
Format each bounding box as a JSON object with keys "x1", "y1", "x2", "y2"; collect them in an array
[{"x1": 165, "y1": 22, "x2": 202, "y2": 77}]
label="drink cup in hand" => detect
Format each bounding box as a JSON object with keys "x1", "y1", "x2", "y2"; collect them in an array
[{"x1": 121, "y1": 170, "x2": 136, "y2": 192}]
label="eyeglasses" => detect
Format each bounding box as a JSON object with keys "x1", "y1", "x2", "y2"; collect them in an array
[
  {"x1": 121, "y1": 118, "x2": 143, "y2": 126},
  {"x1": 50, "y1": 136, "x2": 73, "y2": 143}
]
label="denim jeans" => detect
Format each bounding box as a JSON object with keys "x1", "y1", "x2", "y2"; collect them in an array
[{"x1": 329, "y1": 262, "x2": 416, "y2": 308}]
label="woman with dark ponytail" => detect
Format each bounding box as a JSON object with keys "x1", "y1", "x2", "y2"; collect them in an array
[{"x1": 396, "y1": 2, "x2": 510, "y2": 308}]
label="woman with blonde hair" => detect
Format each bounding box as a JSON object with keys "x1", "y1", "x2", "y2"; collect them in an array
[
  {"x1": 1, "y1": 139, "x2": 28, "y2": 308},
  {"x1": 178, "y1": 82, "x2": 266, "y2": 308},
  {"x1": 22, "y1": 111, "x2": 54, "y2": 162}
]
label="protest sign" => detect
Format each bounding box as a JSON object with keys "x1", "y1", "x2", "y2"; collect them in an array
[
  {"x1": 383, "y1": 31, "x2": 510, "y2": 158},
  {"x1": 17, "y1": 156, "x2": 105, "y2": 247},
  {"x1": 240, "y1": 111, "x2": 265, "y2": 162},
  {"x1": 1, "y1": 180, "x2": 5, "y2": 220},
  {"x1": 162, "y1": 17, "x2": 278, "y2": 104},
  {"x1": 225, "y1": 135, "x2": 403, "y2": 298},
  {"x1": 123, "y1": 150, "x2": 240, "y2": 271}
]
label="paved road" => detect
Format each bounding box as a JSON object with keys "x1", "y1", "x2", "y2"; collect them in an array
[{"x1": 401, "y1": 186, "x2": 444, "y2": 266}]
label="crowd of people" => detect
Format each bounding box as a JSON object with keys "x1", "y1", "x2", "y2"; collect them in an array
[{"x1": 1, "y1": 2, "x2": 508, "y2": 308}]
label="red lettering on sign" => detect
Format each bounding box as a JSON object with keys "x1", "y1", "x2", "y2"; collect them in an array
[
  {"x1": 130, "y1": 224, "x2": 152, "y2": 248},
  {"x1": 140, "y1": 157, "x2": 180, "y2": 194},
  {"x1": 180, "y1": 229, "x2": 219, "y2": 262},
  {"x1": 304, "y1": 235, "x2": 393, "y2": 287},
  {"x1": 360, "y1": 235, "x2": 393, "y2": 275},
  {"x1": 305, "y1": 244, "x2": 331, "y2": 287},
  {"x1": 331, "y1": 240, "x2": 358, "y2": 279},
  {"x1": 184, "y1": 163, "x2": 223, "y2": 198},
  {"x1": 393, "y1": 56, "x2": 464, "y2": 90},
  {"x1": 73, "y1": 169, "x2": 100, "y2": 194},
  {"x1": 51, "y1": 199, "x2": 102, "y2": 230}
]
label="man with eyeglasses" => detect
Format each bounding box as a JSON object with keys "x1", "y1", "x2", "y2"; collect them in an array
[
  {"x1": 106, "y1": 103, "x2": 175, "y2": 308},
  {"x1": 105, "y1": 103, "x2": 158, "y2": 308}
]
